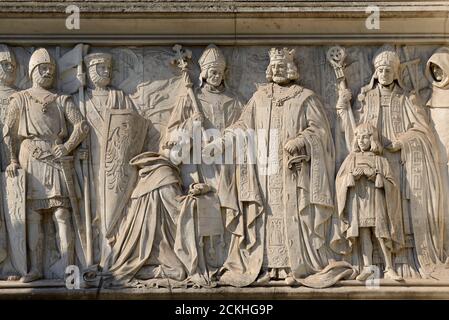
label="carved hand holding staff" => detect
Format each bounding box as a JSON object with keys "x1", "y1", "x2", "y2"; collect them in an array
[
  {"x1": 327, "y1": 46, "x2": 356, "y2": 136},
  {"x1": 171, "y1": 44, "x2": 210, "y2": 144}
]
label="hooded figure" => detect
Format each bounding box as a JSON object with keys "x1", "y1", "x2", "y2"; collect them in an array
[{"x1": 425, "y1": 47, "x2": 449, "y2": 259}]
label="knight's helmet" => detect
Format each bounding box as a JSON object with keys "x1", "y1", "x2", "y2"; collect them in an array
[
  {"x1": 28, "y1": 48, "x2": 55, "y2": 78},
  {"x1": 83, "y1": 52, "x2": 112, "y2": 70},
  {"x1": 0, "y1": 44, "x2": 16, "y2": 67},
  {"x1": 198, "y1": 44, "x2": 226, "y2": 85}
]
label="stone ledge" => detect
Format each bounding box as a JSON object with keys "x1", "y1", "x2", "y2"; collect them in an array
[
  {"x1": 0, "y1": 1, "x2": 446, "y2": 45},
  {"x1": 0, "y1": 1, "x2": 447, "y2": 16},
  {"x1": 0, "y1": 280, "x2": 449, "y2": 299}
]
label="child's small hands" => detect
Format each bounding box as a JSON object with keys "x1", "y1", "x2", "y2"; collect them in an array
[
  {"x1": 364, "y1": 167, "x2": 376, "y2": 179},
  {"x1": 352, "y1": 167, "x2": 364, "y2": 179}
]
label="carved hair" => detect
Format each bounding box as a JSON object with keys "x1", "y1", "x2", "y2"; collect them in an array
[
  {"x1": 352, "y1": 122, "x2": 383, "y2": 155},
  {"x1": 265, "y1": 60, "x2": 299, "y2": 83}
]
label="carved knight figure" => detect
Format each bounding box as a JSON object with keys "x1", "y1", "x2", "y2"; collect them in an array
[
  {"x1": 165, "y1": 44, "x2": 243, "y2": 286},
  {"x1": 73, "y1": 52, "x2": 145, "y2": 265},
  {"x1": 336, "y1": 47, "x2": 447, "y2": 278},
  {"x1": 0, "y1": 44, "x2": 17, "y2": 170},
  {"x1": 332, "y1": 123, "x2": 404, "y2": 281},
  {"x1": 0, "y1": 44, "x2": 22, "y2": 281},
  {"x1": 218, "y1": 47, "x2": 335, "y2": 286},
  {"x1": 3, "y1": 48, "x2": 89, "y2": 282}
]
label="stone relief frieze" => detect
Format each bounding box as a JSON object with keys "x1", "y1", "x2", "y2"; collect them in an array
[{"x1": 0, "y1": 42, "x2": 447, "y2": 289}]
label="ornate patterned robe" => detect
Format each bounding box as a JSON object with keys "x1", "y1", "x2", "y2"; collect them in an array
[
  {"x1": 220, "y1": 82, "x2": 335, "y2": 287},
  {"x1": 332, "y1": 151, "x2": 404, "y2": 257},
  {"x1": 339, "y1": 81, "x2": 446, "y2": 277},
  {"x1": 167, "y1": 84, "x2": 243, "y2": 190}
]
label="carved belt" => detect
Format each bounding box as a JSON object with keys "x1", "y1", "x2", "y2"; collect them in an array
[{"x1": 22, "y1": 139, "x2": 54, "y2": 160}]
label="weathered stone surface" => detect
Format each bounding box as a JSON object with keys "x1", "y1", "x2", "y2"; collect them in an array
[{"x1": 0, "y1": 1, "x2": 447, "y2": 299}]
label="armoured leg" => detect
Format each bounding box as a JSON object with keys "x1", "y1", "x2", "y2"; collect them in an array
[
  {"x1": 21, "y1": 209, "x2": 43, "y2": 283},
  {"x1": 53, "y1": 207, "x2": 75, "y2": 270}
]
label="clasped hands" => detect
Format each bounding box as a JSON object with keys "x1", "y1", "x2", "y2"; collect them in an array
[{"x1": 352, "y1": 166, "x2": 376, "y2": 180}]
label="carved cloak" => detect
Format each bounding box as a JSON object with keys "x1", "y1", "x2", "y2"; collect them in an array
[
  {"x1": 166, "y1": 85, "x2": 243, "y2": 190},
  {"x1": 219, "y1": 83, "x2": 335, "y2": 287},
  {"x1": 343, "y1": 83, "x2": 447, "y2": 276},
  {"x1": 331, "y1": 151, "x2": 404, "y2": 255},
  {"x1": 105, "y1": 152, "x2": 186, "y2": 284}
]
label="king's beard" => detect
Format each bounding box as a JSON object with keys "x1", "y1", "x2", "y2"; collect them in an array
[{"x1": 89, "y1": 69, "x2": 110, "y2": 89}]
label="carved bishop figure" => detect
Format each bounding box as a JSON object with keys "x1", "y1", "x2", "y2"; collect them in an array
[
  {"x1": 337, "y1": 46, "x2": 447, "y2": 278},
  {"x1": 166, "y1": 45, "x2": 243, "y2": 286}
]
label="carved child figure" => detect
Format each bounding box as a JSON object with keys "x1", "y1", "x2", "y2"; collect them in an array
[
  {"x1": 333, "y1": 123, "x2": 404, "y2": 281},
  {"x1": 337, "y1": 46, "x2": 446, "y2": 278}
]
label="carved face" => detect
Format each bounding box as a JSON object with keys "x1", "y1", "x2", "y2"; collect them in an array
[
  {"x1": 271, "y1": 60, "x2": 290, "y2": 85},
  {"x1": 89, "y1": 62, "x2": 111, "y2": 88},
  {"x1": 0, "y1": 60, "x2": 16, "y2": 85},
  {"x1": 431, "y1": 63, "x2": 445, "y2": 82},
  {"x1": 32, "y1": 63, "x2": 55, "y2": 89},
  {"x1": 376, "y1": 66, "x2": 395, "y2": 86},
  {"x1": 357, "y1": 133, "x2": 371, "y2": 152},
  {"x1": 205, "y1": 66, "x2": 224, "y2": 87}
]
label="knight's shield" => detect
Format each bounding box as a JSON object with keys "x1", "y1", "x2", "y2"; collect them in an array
[
  {"x1": 101, "y1": 109, "x2": 148, "y2": 237},
  {"x1": 1, "y1": 169, "x2": 27, "y2": 276}
]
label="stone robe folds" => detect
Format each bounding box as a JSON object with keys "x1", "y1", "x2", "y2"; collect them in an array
[
  {"x1": 105, "y1": 152, "x2": 186, "y2": 285},
  {"x1": 425, "y1": 47, "x2": 449, "y2": 255},
  {"x1": 0, "y1": 85, "x2": 16, "y2": 170},
  {"x1": 219, "y1": 83, "x2": 335, "y2": 287},
  {"x1": 331, "y1": 151, "x2": 405, "y2": 257},
  {"x1": 167, "y1": 85, "x2": 243, "y2": 190},
  {"x1": 338, "y1": 82, "x2": 446, "y2": 276},
  {"x1": 166, "y1": 84, "x2": 243, "y2": 285},
  {"x1": 0, "y1": 85, "x2": 18, "y2": 278}
]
